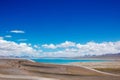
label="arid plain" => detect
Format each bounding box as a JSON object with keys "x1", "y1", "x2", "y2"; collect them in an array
[{"x1": 0, "y1": 59, "x2": 120, "y2": 80}]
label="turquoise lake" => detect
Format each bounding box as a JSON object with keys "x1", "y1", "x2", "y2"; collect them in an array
[{"x1": 31, "y1": 58, "x2": 109, "y2": 64}]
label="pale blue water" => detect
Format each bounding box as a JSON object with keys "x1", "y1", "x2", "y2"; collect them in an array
[{"x1": 31, "y1": 58, "x2": 109, "y2": 64}]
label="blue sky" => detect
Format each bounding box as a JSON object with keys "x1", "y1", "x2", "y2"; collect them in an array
[
  {"x1": 0, "y1": 0, "x2": 120, "y2": 44},
  {"x1": 0, "y1": 0, "x2": 120, "y2": 57}
]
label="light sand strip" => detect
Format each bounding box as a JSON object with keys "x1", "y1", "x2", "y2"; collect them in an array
[
  {"x1": 0, "y1": 74, "x2": 59, "y2": 80},
  {"x1": 68, "y1": 64, "x2": 120, "y2": 77}
]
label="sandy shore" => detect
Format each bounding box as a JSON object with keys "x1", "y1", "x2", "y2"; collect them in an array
[
  {"x1": 0, "y1": 59, "x2": 120, "y2": 80},
  {"x1": 69, "y1": 60, "x2": 120, "y2": 75}
]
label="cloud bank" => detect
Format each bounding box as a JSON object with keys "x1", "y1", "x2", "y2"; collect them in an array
[
  {"x1": 0, "y1": 38, "x2": 39, "y2": 57},
  {"x1": 41, "y1": 41, "x2": 120, "y2": 57},
  {"x1": 0, "y1": 38, "x2": 120, "y2": 57}
]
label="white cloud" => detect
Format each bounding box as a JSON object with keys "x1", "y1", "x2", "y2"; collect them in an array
[
  {"x1": 0, "y1": 39, "x2": 40, "y2": 57},
  {"x1": 42, "y1": 44, "x2": 57, "y2": 49},
  {"x1": 10, "y1": 30, "x2": 25, "y2": 33},
  {"x1": 34, "y1": 45, "x2": 39, "y2": 48},
  {"x1": 5, "y1": 35, "x2": 12, "y2": 38},
  {"x1": 0, "y1": 39, "x2": 120, "y2": 57},
  {"x1": 42, "y1": 41, "x2": 76, "y2": 49},
  {"x1": 76, "y1": 41, "x2": 120, "y2": 56},
  {"x1": 40, "y1": 49, "x2": 81, "y2": 57},
  {"x1": 18, "y1": 39, "x2": 27, "y2": 41},
  {"x1": 57, "y1": 41, "x2": 76, "y2": 48},
  {"x1": 41, "y1": 41, "x2": 120, "y2": 57},
  {"x1": 33, "y1": 45, "x2": 41, "y2": 50}
]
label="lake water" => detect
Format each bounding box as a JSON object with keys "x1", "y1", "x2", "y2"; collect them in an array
[{"x1": 31, "y1": 58, "x2": 109, "y2": 64}]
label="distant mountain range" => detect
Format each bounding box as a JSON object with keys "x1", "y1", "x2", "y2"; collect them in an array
[
  {"x1": 73, "y1": 53, "x2": 120, "y2": 59},
  {"x1": 0, "y1": 53, "x2": 120, "y2": 59},
  {"x1": 91, "y1": 53, "x2": 120, "y2": 59}
]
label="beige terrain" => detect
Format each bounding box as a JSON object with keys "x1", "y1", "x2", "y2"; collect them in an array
[
  {"x1": 0, "y1": 59, "x2": 120, "y2": 80},
  {"x1": 69, "y1": 60, "x2": 120, "y2": 75}
]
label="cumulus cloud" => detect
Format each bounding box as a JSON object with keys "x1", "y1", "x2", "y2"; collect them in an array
[
  {"x1": 42, "y1": 44, "x2": 57, "y2": 49},
  {"x1": 41, "y1": 41, "x2": 120, "y2": 57},
  {"x1": 57, "y1": 41, "x2": 76, "y2": 48},
  {"x1": 34, "y1": 45, "x2": 40, "y2": 49},
  {"x1": 10, "y1": 30, "x2": 25, "y2": 33},
  {"x1": 0, "y1": 39, "x2": 40, "y2": 57},
  {"x1": 76, "y1": 41, "x2": 120, "y2": 55},
  {"x1": 42, "y1": 41, "x2": 76, "y2": 49},
  {"x1": 0, "y1": 38, "x2": 120, "y2": 57}
]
